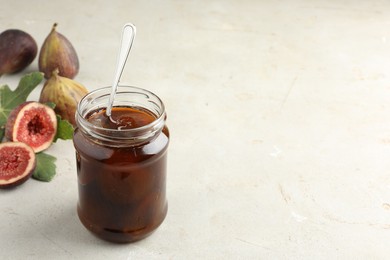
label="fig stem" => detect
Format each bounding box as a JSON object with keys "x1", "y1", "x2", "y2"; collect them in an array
[
  {"x1": 106, "y1": 23, "x2": 136, "y2": 118},
  {"x1": 52, "y1": 23, "x2": 58, "y2": 31}
]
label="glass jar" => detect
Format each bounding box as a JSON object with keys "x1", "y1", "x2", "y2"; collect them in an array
[{"x1": 73, "y1": 86, "x2": 169, "y2": 243}]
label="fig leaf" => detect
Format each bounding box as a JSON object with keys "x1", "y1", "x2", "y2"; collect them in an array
[
  {"x1": 0, "y1": 72, "x2": 44, "y2": 127},
  {"x1": 33, "y1": 152, "x2": 57, "y2": 182},
  {"x1": 44, "y1": 102, "x2": 74, "y2": 142},
  {"x1": 54, "y1": 115, "x2": 74, "y2": 142},
  {"x1": 45, "y1": 102, "x2": 56, "y2": 109},
  {"x1": 0, "y1": 127, "x2": 4, "y2": 141}
]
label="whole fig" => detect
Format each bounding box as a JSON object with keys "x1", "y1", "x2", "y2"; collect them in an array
[
  {"x1": 39, "y1": 23, "x2": 79, "y2": 79},
  {"x1": 39, "y1": 69, "x2": 88, "y2": 126},
  {"x1": 0, "y1": 29, "x2": 38, "y2": 75}
]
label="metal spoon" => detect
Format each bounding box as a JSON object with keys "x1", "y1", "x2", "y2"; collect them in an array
[{"x1": 106, "y1": 23, "x2": 136, "y2": 117}]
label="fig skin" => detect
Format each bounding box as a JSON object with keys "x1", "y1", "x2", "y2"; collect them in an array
[
  {"x1": 0, "y1": 142, "x2": 36, "y2": 189},
  {"x1": 39, "y1": 23, "x2": 79, "y2": 79},
  {"x1": 5, "y1": 101, "x2": 57, "y2": 153},
  {"x1": 39, "y1": 69, "x2": 88, "y2": 126},
  {"x1": 0, "y1": 29, "x2": 38, "y2": 75}
]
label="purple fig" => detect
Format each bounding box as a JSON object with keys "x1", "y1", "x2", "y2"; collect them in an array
[{"x1": 0, "y1": 29, "x2": 38, "y2": 75}]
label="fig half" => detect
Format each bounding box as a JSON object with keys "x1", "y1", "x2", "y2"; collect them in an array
[
  {"x1": 5, "y1": 102, "x2": 57, "y2": 153},
  {"x1": 0, "y1": 142, "x2": 36, "y2": 189}
]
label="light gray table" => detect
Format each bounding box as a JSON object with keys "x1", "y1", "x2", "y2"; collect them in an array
[{"x1": 1, "y1": 0, "x2": 390, "y2": 259}]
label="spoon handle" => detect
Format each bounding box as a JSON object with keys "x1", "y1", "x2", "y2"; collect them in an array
[{"x1": 106, "y1": 23, "x2": 136, "y2": 117}]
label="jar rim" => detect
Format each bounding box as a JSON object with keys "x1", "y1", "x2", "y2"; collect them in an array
[{"x1": 76, "y1": 85, "x2": 166, "y2": 141}]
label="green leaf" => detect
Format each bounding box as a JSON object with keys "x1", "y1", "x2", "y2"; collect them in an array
[
  {"x1": 45, "y1": 102, "x2": 56, "y2": 109},
  {"x1": 0, "y1": 127, "x2": 4, "y2": 142},
  {"x1": 54, "y1": 115, "x2": 74, "y2": 142},
  {"x1": 0, "y1": 85, "x2": 12, "y2": 126},
  {"x1": 33, "y1": 152, "x2": 57, "y2": 182},
  {"x1": 0, "y1": 72, "x2": 44, "y2": 127}
]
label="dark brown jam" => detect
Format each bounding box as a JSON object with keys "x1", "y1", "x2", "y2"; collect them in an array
[{"x1": 73, "y1": 106, "x2": 169, "y2": 243}]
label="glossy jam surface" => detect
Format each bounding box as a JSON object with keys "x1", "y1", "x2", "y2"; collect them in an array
[
  {"x1": 73, "y1": 106, "x2": 169, "y2": 243},
  {"x1": 86, "y1": 107, "x2": 156, "y2": 130}
]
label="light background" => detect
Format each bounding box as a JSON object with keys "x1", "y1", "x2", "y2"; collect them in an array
[{"x1": 1, "y1": 0, "x2": 390, "y2": 259}]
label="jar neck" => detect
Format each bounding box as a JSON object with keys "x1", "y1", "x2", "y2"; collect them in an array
[{"x1": 76, "y1": 86, "x2": 166, "y2": 146}]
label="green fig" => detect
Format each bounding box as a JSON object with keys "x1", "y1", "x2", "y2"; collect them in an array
[
  {"x1": 39, "y1": 69, "x2": 88, "y2": 126},
  {"x1": 39, "y1": 23, "x2": 79, "y2": 79},
  {"x1": 0, "y1": 29, "x2": 38, "y2": 75}
]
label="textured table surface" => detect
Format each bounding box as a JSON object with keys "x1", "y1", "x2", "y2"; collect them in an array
[{"x1": 1, "y1": 0, "x2": 390, "y2": 259}]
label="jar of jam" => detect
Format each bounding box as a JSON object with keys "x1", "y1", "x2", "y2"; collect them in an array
[{"x1": 73, "y1": 86, "x2": 169, "y2": 243}]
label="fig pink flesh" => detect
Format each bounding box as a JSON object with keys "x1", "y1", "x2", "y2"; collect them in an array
[
  {"x1": 13, "y1": 104, "x2": 56, "y2": 152},
  {"x1": 0, "y1": 142, "x2": 36, "y2": 188},
  {"x1": 0, "y1": 146, "x2": 32, "y2": 181}
]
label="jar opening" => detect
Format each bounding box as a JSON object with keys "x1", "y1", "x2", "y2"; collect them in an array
[{"x1": 76, "y1": 86, "x2": 166, "y2": 143}]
